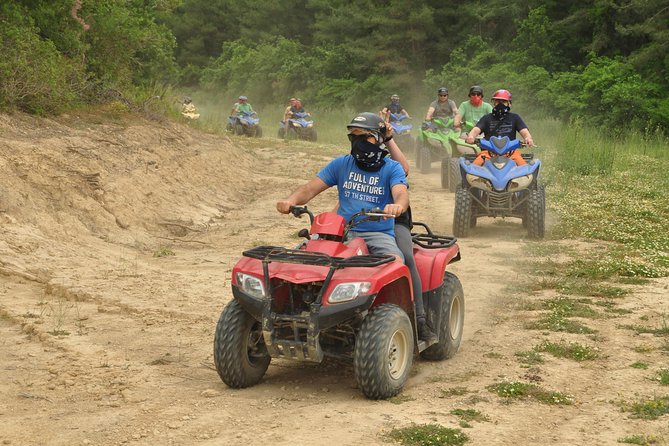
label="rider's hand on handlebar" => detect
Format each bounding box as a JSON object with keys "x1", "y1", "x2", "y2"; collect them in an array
[
  {"x1": 465, "y1": 134, "x2": 475, "y2": 144},
  {"x1": 523, "y1": 137, "x2": 536, "y2": 148},
  {"x1": 383, "y1": 203, "x2": 404, "y2": 218},
  {"x1": 276, "y1": 200, "x2": 294, "y2": 214}
]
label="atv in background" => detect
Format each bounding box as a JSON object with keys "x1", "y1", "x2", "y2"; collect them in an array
[
  {"x1": 227, "y1": 110, "x2": 263, "y2": 137},
  {"x1": 214, "y1": 206, "x2": 465, "y2": 399},
  {"x1": 388, "y1": 112, "x2": 414, "y2": 154},
  {"x1": 415, "y1": 117, "x2": 459, "y2": 174},
  {"x1": 278, "y1": 111, "x2": 317, "y2": 141},
  {"x1": 453, "y1": 136, "x2": 545, "y2": 239},
  {"x1": 441, "y1": 120, "x2": 480, "y2": 192}
]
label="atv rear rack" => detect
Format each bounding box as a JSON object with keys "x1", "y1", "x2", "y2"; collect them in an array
[
  {"x1": 410, "y1": 233, "x2": 457, "y2": 249},
  {"x1": 242, "y1": 246, "x2": 395, "y2": 268}
]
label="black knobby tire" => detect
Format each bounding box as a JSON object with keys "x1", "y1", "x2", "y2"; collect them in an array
[
  {"x1": 421, "y1": 272, "x2": 465, "y2": 361},
  {"x1": 419, "y1": 145, "x2": 431, "y2": 174},
  {"x1": 449, "y1": 157, "x2": 460, "y2": 192},
  {"x1": 234, "y1": 124, "x2": 244, "y2": 135},
  {"x1": 286, "y1": 127, "x2": 297, "y2": 140},
  {"x1": 470, "y1": 213, "x2": 477, "y2": 228},
  {"x1": 353, "y1": 304, "x2": 414, "y2": 400},
  {"x1": 277, "y1": 128, "x2": 285, "y2": 138},
  {"x1": 453, "y1": 186, "x2": 472, "y2": 237},
  {"x1": 526, "y1": 185, "x2": 545, "y2": 239},
  {"x1": 255, "y1": 125, "x2": 263, "y2": 138},
  {"x1": 440, "y1": 158, "x2": 449, "y2": 189},
  {"x1": 309, "y1": 128, "x2": 318, "y2": 141},
  {"x1": 414, "y1": 137, "x2": 422, "y2": 165},
  {"x1": 213, "y1": 300, "x2": 270, "y2": 388}
]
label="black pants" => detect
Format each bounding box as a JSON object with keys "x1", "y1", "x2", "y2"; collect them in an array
[{"x1": 395, "y1": 224, "x2": 425, "y2": 320}]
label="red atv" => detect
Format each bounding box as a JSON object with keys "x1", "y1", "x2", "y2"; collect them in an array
[{"x1": 213, "y1": 207, "x2": 464, "y2": 399}]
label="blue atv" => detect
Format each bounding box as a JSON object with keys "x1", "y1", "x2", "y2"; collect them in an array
[
  {"x1": 227, "y1": 110, "x2": 263, "y2": 137},
  {"x1": 453, "y1": 136, "x2": 545, "y2": 239},
  {"x1": 388, "y1": 112, "x2": 414, "y2": 153},
  {"x1": 278, "y1": 112, "x2": 317, "y2": 141}
]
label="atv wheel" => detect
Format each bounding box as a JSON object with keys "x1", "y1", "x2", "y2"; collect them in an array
[
  {"x1": 449, "y1": 157, "x2": 460, "y2": 192},
  {"x1": 421, "y1": 272, "x2": 465, "y2": 361},
  {"x1": 286, "y1": 127, "x2": 297, "y2": 140},
  {"x1": 309, "y1": 128, "x2": 317, "y2": 142},
  {"x1": 213, "y1": 300, "x2": 270, "y2": 388},
  {"x1": 234, "y1": 124, "x2": 244, "y2": 135},
  {"x1": 354, "y1": 304, "x2": 413, "y2": 400},
  {"x1": 526, "y1": 186, "x2": 545, "y2": 239},
  {"x1": 277, "y1": 128, "x2": 285, "y2": 138},
  {"x1": 440, "y1": 158, "x2": 449, "y2": 189},
  {"x1": 255, "y1": 125, "x2": 263, "y2": 138},
  {"x1": 419, "y1": 145, "x2": 431, "y2": 174},
  {"x1": 453, "y1": 186, "x2": 472, "y2": 237},
  {"x1": 413, "y1": 138, "x2": 422, "y2": 164}
]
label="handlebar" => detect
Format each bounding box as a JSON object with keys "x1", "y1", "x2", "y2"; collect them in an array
[{"x1": 288, "y1": 206, "x2": 315, "y2": 224}]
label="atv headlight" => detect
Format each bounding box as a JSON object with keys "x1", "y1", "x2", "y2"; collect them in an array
[
  {"x1": 236, "y1": 273, "x2": 265, "y2": 298},
  {"x1": 466, "y1": 174, "x2": 492, "y2": 191},
  {"x1": 328, "y1": 282, "x2": 372, "y2": 304},
  {"x1": 510, "y1": 174, "x2": 533, "y2": 190}
]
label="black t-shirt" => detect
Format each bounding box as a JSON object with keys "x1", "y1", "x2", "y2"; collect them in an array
[
  {"x1": 385, "y1": 103, "x2": 403, "y2": 115},
  {"x1": 475, "y1": 112, "x2": 527, "y2": 140}
]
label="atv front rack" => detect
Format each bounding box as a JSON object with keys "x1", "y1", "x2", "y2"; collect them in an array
[{"x1": 242, "y1": 246, "x2": 395, "y2": 268}]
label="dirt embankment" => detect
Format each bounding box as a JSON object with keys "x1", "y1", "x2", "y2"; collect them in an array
[{"x1": 0, "y1": 110, "x2": 667, "y2": 446}]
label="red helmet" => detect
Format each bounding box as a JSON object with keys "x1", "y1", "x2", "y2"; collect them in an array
[{"x1": 492, "y1": 89, "x2": 512, "y2": 101}]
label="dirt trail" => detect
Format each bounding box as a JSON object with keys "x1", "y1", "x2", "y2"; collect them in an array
[{"x1": 0, "y1": 112, "x2": 667, "y2": 446}]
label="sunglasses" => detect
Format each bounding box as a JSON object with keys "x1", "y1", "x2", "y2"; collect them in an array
[
  {"x1": 438, "y1": 94, "x2": 448, "y2": 97},
  {"x1": 470, "y1": 92, "x2": 482, "y2": 97}
]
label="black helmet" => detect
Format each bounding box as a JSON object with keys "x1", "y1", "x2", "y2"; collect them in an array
[
  {"x1": 469, "y1": 85, "x2": 483, "y2": 96},
  {"x1": 347, "y1": 112, "x2": 386, "y2": 142},
  {"x1": 437, "y1": 87, "x2": 449, "y2": 95}
]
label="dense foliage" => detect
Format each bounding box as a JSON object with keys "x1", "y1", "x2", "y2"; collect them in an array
[{"x1": 1, "y1": 0, "x2": 667, "y2": 130}]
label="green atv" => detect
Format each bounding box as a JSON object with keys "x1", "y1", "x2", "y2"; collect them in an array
[
  {"x1": 441, "y1": 120, "x2": 481, "y2": 192},
  {"x1": 414, "y1": 117, "x2": 460, "y2": 175}
]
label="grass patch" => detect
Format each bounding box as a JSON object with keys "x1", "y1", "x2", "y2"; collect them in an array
[
  {"x1": 385, "y1": 424, "x2": 468, "y2": 446},
  {"x1": 450, "y1": 408, "x2": 490, "y2": 424},
  {"x1": 658, "y1": 369, "x2": 669, "y2": 386},
  {"x1": 515, "y1": 350, "x2": 544, "y2": 366},
  {"x1": 389, "y1": 394, "x2": 415, "y2": 404},
  {"x1": 153, "y1": 246, "x2": 175, "y2": 257},
  {"x1": 630, "y1": 362, "x2": 648, "y2": 369},
  {"x1": 526, "y1": 313, "x2": 596, "y2": 334},
  {"x1": 620, "y1": 395, "x2": 669, "y2": 420},
  {"x1": 621, "y1": 318, "x2": 669, "y2": 336},
  {"x1": 633, "y1": 344, "x2": 655, "y2": 353},
  {"x1": 439, "y1": 387, "x2": 470, "y2": 398},
  {"x1": 487, "y1": 382, "x2": 573, "y2": 405},
  {"x1": 618, "y1": 434, "x2": 664, "y2": 445},
  {"x1": 534, "y1": 340, "x2": 600, "y2": 361}
]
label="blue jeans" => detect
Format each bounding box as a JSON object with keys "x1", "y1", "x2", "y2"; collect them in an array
[{"x1": 346, "y1": 231, "x2": 404, "y2": 262}]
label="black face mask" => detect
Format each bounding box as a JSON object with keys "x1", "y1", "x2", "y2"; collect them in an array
[
  {"x1": 492, "y1": 103, "x2": 511, "y2": 120},
  {"x1": 349, "y1": 136, "x2": 388, "y2": 172}
]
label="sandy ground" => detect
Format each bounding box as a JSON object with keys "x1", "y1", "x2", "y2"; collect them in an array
[{"x1": 0, "y1": 110, "x2": 667, "y2": 446}]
